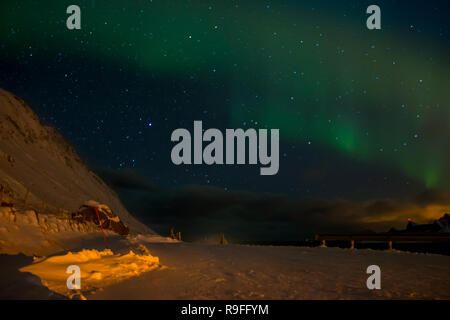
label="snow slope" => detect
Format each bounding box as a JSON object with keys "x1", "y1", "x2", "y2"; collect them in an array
[
  {"x1": 13, "y1": 238, "x2": 450, "y2": 300},
  {"x1": 0, "y1": 206, "x2": 119, "y2": 256},
  {"x1": 0, "y1": 203, "x2": 177, "y2": 256},
  {"x1": 87, "y1": 242, "x2": 450, "y2": 300},
  {"x1": 0, "y1": 88, "x2": 151, "y2": 235}
]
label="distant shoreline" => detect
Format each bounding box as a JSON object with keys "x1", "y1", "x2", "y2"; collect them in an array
[{"x1": 235, "y1": 240, "x2": 450, "y2": 256}]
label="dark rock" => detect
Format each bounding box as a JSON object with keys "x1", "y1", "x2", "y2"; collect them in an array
[{"x1": 72, "y1": 203, "x2": 129, "y2": 236}]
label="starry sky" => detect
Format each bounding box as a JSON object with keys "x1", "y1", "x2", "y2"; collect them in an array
[{"x1": 1, "y1": 0, "x2": 450, "y2": 240}]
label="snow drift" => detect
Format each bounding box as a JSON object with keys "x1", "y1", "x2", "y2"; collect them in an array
[
  {"x1": 20, "y1": 247, "x2": 161, "y2": 299},
  {"x1": 0, "y1": 205, "x2": 119, "y2": 256}
]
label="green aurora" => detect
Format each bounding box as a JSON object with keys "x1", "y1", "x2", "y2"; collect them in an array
[{"x1": 1, "y1": 0, "x2": 449, "y2": 189}]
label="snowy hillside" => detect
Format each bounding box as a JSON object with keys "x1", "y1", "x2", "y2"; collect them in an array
[{"x1": 0, "y1": 88, "x2": 152, "y2": 235}]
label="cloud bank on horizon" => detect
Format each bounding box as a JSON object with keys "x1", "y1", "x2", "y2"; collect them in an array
[{"x1": 98, "y1": 169, "x2": 450, "y2": 241}]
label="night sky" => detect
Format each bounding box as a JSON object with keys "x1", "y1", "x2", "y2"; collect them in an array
[{"x1": 1, "y1": 0, "x2": 450, "y2": 241}]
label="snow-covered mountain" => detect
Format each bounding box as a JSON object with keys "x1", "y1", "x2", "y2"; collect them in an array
[{"x1": 0, "y1": 88, "x2": 153, "y2": 235}]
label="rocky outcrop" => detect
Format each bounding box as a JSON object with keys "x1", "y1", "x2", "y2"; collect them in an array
[{"x1": 72, "y1": 201, "x2": 129, "y2": 236}]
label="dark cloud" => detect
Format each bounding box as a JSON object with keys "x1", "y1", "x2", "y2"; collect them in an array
[
  {"x1": 414, "y1": 189, "x2": 450, "y2": 206},
  {"x1": 95, "y1": 168, "x2": 157, "y2": 192},
  {"x1": 96, "y1": 168, "x2": 450, "y2": 242}
]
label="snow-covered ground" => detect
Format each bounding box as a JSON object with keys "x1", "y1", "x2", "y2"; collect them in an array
[
  {"x1": 2, "y1": 230, "x2": 449, "y2": 300},
  {"x1": 86, "y1": 242, "x2": 450, "y2": 300},
  {"x1": 1, "y1": 207, "x2": 449, "y2": 300}
]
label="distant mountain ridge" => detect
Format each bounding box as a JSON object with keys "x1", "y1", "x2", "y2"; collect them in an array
[{"x1": 0, "y1": 88, "x2": 153, "y2": 235}]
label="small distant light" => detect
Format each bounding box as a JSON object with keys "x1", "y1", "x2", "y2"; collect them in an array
[{"x1": 148, "y1": 122, "x2": 152, "y2": 126}]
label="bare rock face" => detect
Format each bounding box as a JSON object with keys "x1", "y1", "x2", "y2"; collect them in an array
[{"x1": 0, "y1": 88, "x2": 153, "y2": 235}]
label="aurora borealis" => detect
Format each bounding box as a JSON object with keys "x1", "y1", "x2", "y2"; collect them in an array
[{"x1": 1, "y1": 0, "x2": 449, "y2": 239}]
